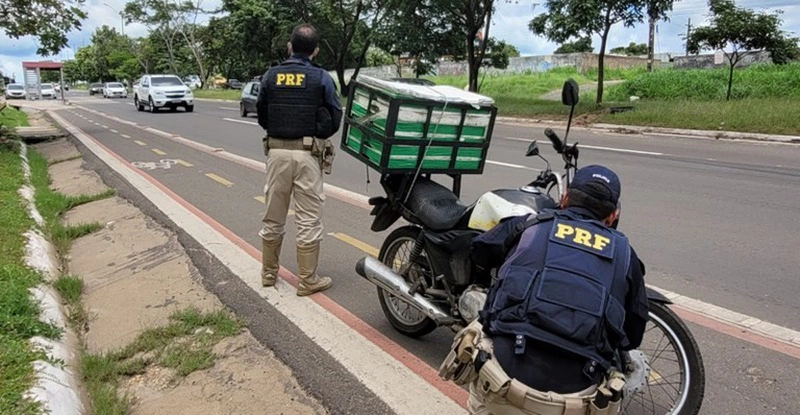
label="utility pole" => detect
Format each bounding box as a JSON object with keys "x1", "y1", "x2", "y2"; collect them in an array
[
  {"x1": 685, "y1": 18, "x2": 692, "y2": 56},
  {"x1": 647, "y1": 16, "x2": 656, "y2": 71}
]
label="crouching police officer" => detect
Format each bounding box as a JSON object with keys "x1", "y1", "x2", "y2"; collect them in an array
[
  {"x1": 440, "y1": 165, "x2": 649, "y2": 415},
  {"x1": 256, "y1": 23, "x2": 342, "y2": 296}
]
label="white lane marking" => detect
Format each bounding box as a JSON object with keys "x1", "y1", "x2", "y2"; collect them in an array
[
  {"x1": 219, "y1": 106, "x2": 238, "y2": 111},
  {"x1": 500, "y1": 136, "x2": 664, "y2": 156},
  {"x1": 579, "y1": 144, "x2": 663, "y2": 156},
  {"x1": 486, "y1": 160, "x2": 535, "y2": 170},
  {"x1": 223, "y1": 117, "x2": 259, "y2": 126},
  {"x1": 71, "y1": 104, "x2": 800, "y2": 348},
  {"x1": 110, "y1": 129, "x2": 119, "y2": 134},
  {"x1": 121, "y1": 134, "x2": 131, "y2": 139},
  {"x1": 50, "y1": 111, "x2": 468, "y2": 415}
]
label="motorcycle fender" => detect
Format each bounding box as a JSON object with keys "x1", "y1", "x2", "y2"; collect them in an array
[
  {"x1": 369, "y1": 197, "x2": 401, "y2": 232},
  {"x1": 646, "y1": 287, "x2": 673, "y2": 304}
]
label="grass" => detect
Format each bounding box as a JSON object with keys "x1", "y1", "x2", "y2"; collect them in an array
[
  {"x1": 53, "y1": 275, "x2": 88, "y2": 329},
  {"x1": 606, "y1": 63, "x2": 800, "y2": 101},
  {"x1": 597, "y1": 98, "x2": 800, "y2": 136},
  {"x1": 0, "y1": 134, "x2": 59, "y2": 415},
  {"x1": 28, "y1": 150, "x2": 115, "y2": 260},
  {"x1": 82, "y1": 308, "x2": 242, "y2": 414},
  {"x1": 192, "y1": 89, "x2": 240, "y2": 100},
  {"x1": 0, "y1": 106, "x2": 30, "y2": 128}
]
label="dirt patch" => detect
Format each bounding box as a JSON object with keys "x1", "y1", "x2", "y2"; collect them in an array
[{"x1": 55, "y1": 139, "x2": 326, "y2": 414}]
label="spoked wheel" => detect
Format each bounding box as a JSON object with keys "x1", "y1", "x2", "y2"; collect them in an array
[
  {"x1": 377, "y1": 226, "x2": 438, "y2": 337},
  {"x1": 622, "y1": 302, "x2": 705, "y2": 415}
]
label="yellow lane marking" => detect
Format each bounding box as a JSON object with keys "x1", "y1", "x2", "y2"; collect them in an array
[
  {"x1": 134, "y1": 140, "x2": 147, "y2": 146},
  {"x1": 121, "y1": 134, "x2": 131, "y2": 139},
  {"x1": 175, "y1": 159, "x2": 193, "y2": 167},
  {"x1": 152, "y1": 148, "x2": 167, "y2": 155},
  {"x1": 252, "y1": 196, "x2": 294, "y2": 215},
  {"x1": 329, "y1": 232, "x2": 379, "y2": 257},
  {"x1": 648, "y1": 370, "x2": 664, "y2": 385},
  {"x1": 110, "y1": 129, "x2": 119, "y2": 133},
  {"x1": 205, "y1": 173, "x2": 233, "y2": 187}
]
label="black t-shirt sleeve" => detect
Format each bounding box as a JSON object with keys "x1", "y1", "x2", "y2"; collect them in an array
[{"x1": 623, "y1": 247, "x2": 649, "y2": 350}]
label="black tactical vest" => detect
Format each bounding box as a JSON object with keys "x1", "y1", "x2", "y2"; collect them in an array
[
  {"x1": 480, "y1": 210, "x2": 631, "y2": 370},
  {"x1": 265, "y1": 58, "x2": 325, "y2": 139}
]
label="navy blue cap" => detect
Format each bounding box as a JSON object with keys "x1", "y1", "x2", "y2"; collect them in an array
[{"x1": 570, "y1": 165, "x2": 621, "y2": 205}]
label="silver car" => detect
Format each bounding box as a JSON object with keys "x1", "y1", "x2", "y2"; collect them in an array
[{"x1": 4, "y1": 84, "x2": 26, "y2": 99}]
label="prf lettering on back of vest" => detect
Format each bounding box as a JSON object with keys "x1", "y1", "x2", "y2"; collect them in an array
[
  {"x1": 276, "y1": 73, "x2": 306, "y2": 86},
  {"x1": 554, "y1": 223, "x2": 611, "y2": 251}
]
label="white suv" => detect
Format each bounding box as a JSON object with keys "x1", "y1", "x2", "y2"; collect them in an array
[{"x1": 133, "y1": 74, "x2": 194, "y2": 113}]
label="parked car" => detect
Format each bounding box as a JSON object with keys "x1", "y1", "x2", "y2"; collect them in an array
[
  {"x1": 40, "y1": 83, "x2": 58, "y2": 99},
  {"x1": 226, "y1": 78, "x2": 243, "y2": 89},
  {"x1": 103, "y1": 82, "x2": 128, "y2": 98},
  {"x1": 4, "y1": 83, "x2": 26, "y2": 99},
  {"x1": 240, "y1": 81, "x2": 260, "y2": 117},
  {"x1": 133, "y1": 74, "x2": 194, "y2": 113},
  {"x1": 89, "y1": 83, "x2": 104, "y2": 95}
]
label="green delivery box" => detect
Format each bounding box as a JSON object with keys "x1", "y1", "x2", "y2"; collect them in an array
[{"x1": 341, "y1": 76, "x2": 497, "y2": 175}]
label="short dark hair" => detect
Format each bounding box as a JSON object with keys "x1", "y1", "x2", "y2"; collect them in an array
[
  {"x1": 291, "y1": 24, "x2": 319, "y2": 56},
  {"x1": 566, "y1": 185, "x2": 618, "y2": 220}
]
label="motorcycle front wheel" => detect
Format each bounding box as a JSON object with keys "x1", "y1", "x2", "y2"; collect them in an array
[
  {"x1": 622, "y1": 301, "x2": 705, "y2": 415},
  {"x1": 376, "y1": 226, "x2": 438, "y2": 337}
]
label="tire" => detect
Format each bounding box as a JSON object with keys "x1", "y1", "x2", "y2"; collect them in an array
[
  {"x1": 135, "y1": 96, "x2": 144, "y2": 112},
  {"x1": 240, "y1": 102, "x2": 248, "y2": 117},
  {"x1": 376, "y1": 226, "x2": 438, "y2": 337},
  {"x1": 185, "y1": 105, "x2": 194, "y2": 113},
  {"x1": 622, "y1": 301, "x2": 705, "y2": 415},
  {"x1": 148, "y1": 97, "x2": 158, "y2": 113}
]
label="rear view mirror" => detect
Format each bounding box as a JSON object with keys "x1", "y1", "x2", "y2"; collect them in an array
[
  {"x1": 526, "y1": 141, "x2": 540, "y2": 157},
  {"x1": 562, "y1": 78, "x2": 580, "y2": 107}
]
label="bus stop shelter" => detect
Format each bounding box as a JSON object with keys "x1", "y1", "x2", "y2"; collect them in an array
[{"x1": 22, "y1": 61, "x2": 66, "y2": 101}]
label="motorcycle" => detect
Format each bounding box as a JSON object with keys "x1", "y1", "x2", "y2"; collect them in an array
[{"x1": 354, "y1": 79, "x2": 705, "y2": 415}]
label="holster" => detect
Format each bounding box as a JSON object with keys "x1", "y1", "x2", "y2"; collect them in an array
[
  {"x1": 311, "y1": 138, "x2": 335, "y2": 174},
  {"x1": 438, "y1": 321, "x2": 483, "y2": 386}
]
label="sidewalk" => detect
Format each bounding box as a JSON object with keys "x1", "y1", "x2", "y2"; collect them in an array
[{"x1": 25, "y1": 109, "x2": 326, "y2": 414}]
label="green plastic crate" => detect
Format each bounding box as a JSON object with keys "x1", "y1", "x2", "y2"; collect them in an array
[{"x1": 341, "y1": 79, "x2": 497, "y2": 175}]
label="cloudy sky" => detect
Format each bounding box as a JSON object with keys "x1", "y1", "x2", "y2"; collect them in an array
[{"x1": 2, "y1": 0, "x2": 798, "y2": 81}]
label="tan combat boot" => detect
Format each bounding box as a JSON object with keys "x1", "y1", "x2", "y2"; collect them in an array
[
  {"x1": 296, "y1": 242, "x2": 332, "y2": 296},
  {"x1": 261, "y1": 238, "x2": 282, "y2": 287}
]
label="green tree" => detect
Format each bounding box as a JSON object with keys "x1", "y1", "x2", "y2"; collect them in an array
[
  {"x1": 124, "y1": 0, "x2": 187, "y2": 73},
  {"x1": 687, "y1": 0, "x2": 794, "y2": 100},
  {"x1": 530, "y1": 0, "x2": 676, "y2": 104},
  {"x1": 610, "y1": 42, "x2": 648, "y2": 55},
  {"x1": 280, "y1": 0, "x2": 398, "y2": 95},
  {"x1": 440, "y1": 0, "x2": 501, "y2": 92},
  {"x1": 0, "y1": 0, "x2": 87, "y2": 55},
  {"x1": 770, "y1": 37, "x2": 800, "y2": 65},
  {"x1": 554, "y1": 37, "x2": 594, "y2": 54},
  {"x1": 366, "y1": 46, "x2": 394, "y2": 67},
  {"x1": 373, "y1": 0, "x2": 462, "y2": 78}
]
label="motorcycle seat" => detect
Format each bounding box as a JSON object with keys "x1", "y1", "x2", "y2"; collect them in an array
[{"x1": 405, "y1": 177, "x2": 469, "y2": 231}]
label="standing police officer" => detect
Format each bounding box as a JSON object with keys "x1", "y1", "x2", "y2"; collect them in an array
[
  {"x1": 256, "y1": 23, "x2": 342, "y2": 296},
  {"x1": 443, "y1": 165, "x2": 649, "y2": 415}
]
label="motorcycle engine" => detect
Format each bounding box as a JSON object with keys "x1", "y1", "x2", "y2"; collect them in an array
[{"x1": 458, "y1": 287, "x2": 487, "y2": 323}]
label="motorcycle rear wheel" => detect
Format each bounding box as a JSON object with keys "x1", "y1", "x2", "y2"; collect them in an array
[
  {"x1": 377, "y1": 226, "x2": 438, "y2": 337},
  {"x1": 623, "y1": 301, "x2": 705, "y2": 415}
]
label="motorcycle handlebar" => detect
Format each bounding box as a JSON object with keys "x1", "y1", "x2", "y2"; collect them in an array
[{"x1": 544, "y1": 128, "x2": 564, "y2": 153}]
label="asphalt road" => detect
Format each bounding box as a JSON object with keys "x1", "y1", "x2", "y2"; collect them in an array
[{"x1": 56, "y1": 90, "x2": 800, "y2": 414}]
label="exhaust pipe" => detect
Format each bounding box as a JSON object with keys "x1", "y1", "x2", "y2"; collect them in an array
[{"x1": 356, "y1": 257, "x2": 458, "y2": 326}]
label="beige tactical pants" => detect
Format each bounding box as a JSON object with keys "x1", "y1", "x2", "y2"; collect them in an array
[{"x1": 259, "y1": 148, "x2": 325, "y2": 245}]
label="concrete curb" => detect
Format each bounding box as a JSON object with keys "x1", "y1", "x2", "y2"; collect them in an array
[
  {"x1": 18, "y1": 142, "x2": 85, "y2": 415},
  {"x1": 496, "y1": 116, "x2": 800, "y2": 144}
]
